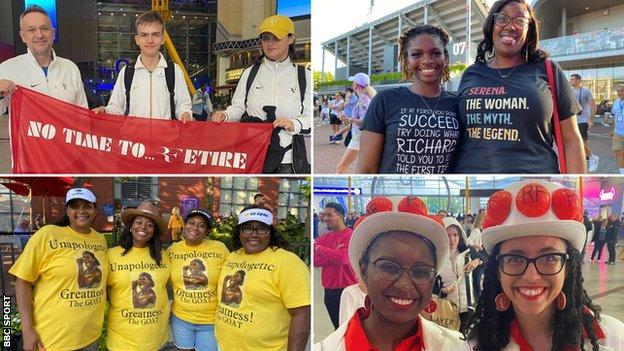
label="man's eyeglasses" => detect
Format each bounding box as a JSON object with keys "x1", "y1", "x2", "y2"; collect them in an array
[
  {"x1": 493, "y1": 13, "x2": 531, "y2": 29},
  {"x1": 373, "y1": 259, "x2": 436, "y2": 285},
  {"x1": 496, "y1": 252, "x2": 569, "y2": 276}
]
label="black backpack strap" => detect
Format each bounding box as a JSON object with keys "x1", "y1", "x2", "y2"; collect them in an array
[
  {"x1": 165, "y1": 61, "x2": 176, "y2": 120},
  {"x1": 123, "y1": 65, "x2": 135, "y2": 116},
  {"x1": 296, "y1": 64, "x2": 311, "y2": 135},
  {"x1": 244, "y1": 62, "x2": 262, "y2": 110}
]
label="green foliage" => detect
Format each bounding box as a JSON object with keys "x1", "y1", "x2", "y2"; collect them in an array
[
  {"x1": 8, "y1": 303, "x2": 21, "y2": 334},
  {"x1": 102, "y1": 232, "x2": 116, "y2": 248},
  {"x1": 315, "y1": 63, "x2": 468, "y2": 90},
  {"x1": 299, "y1": 178, "x2": 311, "y2": 203},
  {"x1": 313, "y1": 70, "x2": 334, "y2": 88},
  {"x1": 209, "y1": 215, "x2": 238, "y2": 251}
]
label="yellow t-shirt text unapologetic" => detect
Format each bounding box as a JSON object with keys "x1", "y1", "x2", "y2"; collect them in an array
[
  {"x1": 9, "y1": 225, "x2": 109, "y2": 351},
  {"x1": 106, "y1": 246, "x2": 171, "y2": 351},
  {"x1": 215, "y1": 247, "x2": 310, "y2": 351},
  {"x1": 168, "y1": 239, "x2": 229, "y2": 324}
]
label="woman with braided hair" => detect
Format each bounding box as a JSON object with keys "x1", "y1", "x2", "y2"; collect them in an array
[
  {"x1": 357, "y1": 25, "x2": 460, "y2": 174},
  {"x1": 465, "y1": 180, "x2": 624, "y2": 350}
]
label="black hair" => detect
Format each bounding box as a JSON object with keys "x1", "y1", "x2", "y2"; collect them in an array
[
  {"x1": 51, "y1": 199, "x2": 97, "y2": 228},
  {"x1": 82, "y1": 251, "x2": 100, "y2": 266},
  {"x1": 324, "y1": 202, "x2": 345, "y2": 217},
  {"x1": 235, "y1": 270, "x2": 246, "y2": 283},
  {"x1": 464, "y1": 241, "x2": 602, "y2": 350},
  {"x1": 476, "y1": 0, "x2": 549, "y2": 64},
  {"x1": 345, "y1": 87, "x2": 354, "y2": 93},
  {"x1": 118, "y1": 216, "x2": 163, "y2": 266},
  {"x1": 447, "y1": 224, "x2": 469, "y2": 252},
  {"x1": 232, "y1": 205, "x2": 289, "y2": 251},
  {"x1": 254, "y1": 193, "x2": 265, "y2": 201},
  {"x1": 190, "y1": 258, "x2": 206, "y2": 271},
  {"x1": 570, "y1": 73, "x2": 582, "y2": 80},
  {"x1": 398, "y1": 25, "x2": 451, "y2": 82}
]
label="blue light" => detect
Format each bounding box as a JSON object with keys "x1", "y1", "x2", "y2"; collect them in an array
[
  {"x1": 23, "y1": 0, "x2": 58, "y2": 42},
  {"x1": 276, "y1": 0, "x2": 310, "y2": 17}
]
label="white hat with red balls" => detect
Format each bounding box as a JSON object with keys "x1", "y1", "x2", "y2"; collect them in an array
[
  {"x1": 481, "y1": 180, "x2": 585, "y2": 254},
  {"x1": 349, "y1": 196, "x2": 449, "y2": 277}
]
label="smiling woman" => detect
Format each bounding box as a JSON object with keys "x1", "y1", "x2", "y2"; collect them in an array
[
  {"x1": 465, "y1": 180, "x2": 624, "y2": 350},
  {"x1": 214, "y1": 205, "x2": 311, "y2": 351},
  {"x1": 453, "y1": 0, "x2": 586, "y2": 174},
  {"x1": 314, "y1": 196, "x2": 467, "y2": 350},
  {"x1": 9, "y1": 188, "x2": 109, "y2": 351}
]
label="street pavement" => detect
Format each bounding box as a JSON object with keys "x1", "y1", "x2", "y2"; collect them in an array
[{"x1": 313, "y1": 115, "x2": 620, "y2": 174}]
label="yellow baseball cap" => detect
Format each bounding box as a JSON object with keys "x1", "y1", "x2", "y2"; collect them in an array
[{"x1": 259, "y1": 15, "x2": 294, "y2": 39}]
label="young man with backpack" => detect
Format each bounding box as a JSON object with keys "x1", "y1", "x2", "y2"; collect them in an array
[{"x1": 93, "y1": 11, "x2": 192, "y2": 121}]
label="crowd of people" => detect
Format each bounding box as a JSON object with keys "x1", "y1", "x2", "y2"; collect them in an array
[
  {"x1": 0, "y1": 6, "x2": 310, "y2": 174},
  {"x1": 314, "y1": 0, "x2": 624, "y2": 174},
  {"x1": 314, "y1": 180, "x2": 624, "y2": 350},
  {"x1": 9, "y1": 188, "x2": 310, "y2": 351}
]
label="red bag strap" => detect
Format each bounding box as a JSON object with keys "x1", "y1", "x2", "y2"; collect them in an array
[{"x1": 545, "y1": 58, "x2": 567, "y2": 174}]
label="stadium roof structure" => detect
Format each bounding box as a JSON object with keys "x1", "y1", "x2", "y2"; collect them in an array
[{"x1": 320, "y1": 0, "x2": 490, "y2": 76}]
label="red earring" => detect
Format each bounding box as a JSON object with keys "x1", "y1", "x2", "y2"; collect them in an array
[
  {"x1": 495, "y1": 293, "x2": 511, "y2": 312},
  {"x1": 556, "y1": 292, "x2": 566, "y2": 310},
  {"x1": 423, "y1": 299, "x2": 438, "y2": 314}
]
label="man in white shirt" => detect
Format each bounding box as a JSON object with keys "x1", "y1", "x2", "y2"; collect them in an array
[
  {"x1": 93, "y1": 11, "x2": 192, "y2": 121},
  {"x1": 0, "y1": 5, "x2": 88, "y2": 112}
]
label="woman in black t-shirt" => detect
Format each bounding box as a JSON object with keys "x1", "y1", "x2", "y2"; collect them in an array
[
  {"x1": 454, "y1": 0, "x2": 585, "y2": 174},
  {"x1": 357, "y1": 25, "x2": 460, "y2": 174}
]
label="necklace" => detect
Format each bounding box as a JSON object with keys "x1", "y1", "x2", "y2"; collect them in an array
[
  {"x1": 494, "y1": 58, "x2": 522, "y2": 79},
  {"x1": 411, "y1": 86, "x2": 442, "y2": 117}
]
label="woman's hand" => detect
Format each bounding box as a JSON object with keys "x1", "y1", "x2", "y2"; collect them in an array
[
  {"x1": 21, "y1": 326, "x2": 43, "y2": 351},
  {"x1": 92, "y1": 106, "x2": 106, "y2": 114},
  {"x1": 464, "y1": 259, "x2": 481, "y2": 273},
  {"x1": 442, "y1": 282, "x2": 457, "y2": 294},
  {"x1": 273, "y1": 117, "x2": 294, "y2": 132},
  {"x1": 211, "y1": 111, "x2": 227, "y2": 123}
]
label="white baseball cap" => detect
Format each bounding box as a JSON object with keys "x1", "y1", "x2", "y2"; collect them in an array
[
  {"x1": 65, "y1": 188, "x2": 96, "y2": 204},
  {"x1": 348, "y1": 72, "x2": 371, "y2": 87},
  {"x1": 349, "y1": 196, "x2": 449, "y2": 279},
  {"x1": 481, "y1": 180, "x2": 585, "y2": 254},
  {"x1": 238, "y1": 208, "x2": 273, "y2": 225}
]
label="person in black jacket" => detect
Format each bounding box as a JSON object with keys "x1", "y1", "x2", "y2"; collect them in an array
[{"x1": 605, "y1": 213, "x2": 620, "y2": 264}]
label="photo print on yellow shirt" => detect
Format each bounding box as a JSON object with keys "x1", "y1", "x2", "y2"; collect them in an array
[
  {"x1": 182, "y1": 258, "x2": 209, "y2": 290},
  {"x1": 131, "y1": 272, "x2": 157, "y2": 308},
  {"x1": 76, "y1": 250, "x2": 103, "y2": 289},
  {"x1": 221, "y1": 269, "x2": 245, "y2": 308}
]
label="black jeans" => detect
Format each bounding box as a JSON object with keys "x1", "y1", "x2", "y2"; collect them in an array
[
  {"x1": 591, "y1": 240, "x2": 606, "y2": 260},
  {"x1": 607, "y1": 239, "x2": 617, "y2": 263},
  {"x1": 324, "y1": 288, "x2": 344, "y2": 329}
]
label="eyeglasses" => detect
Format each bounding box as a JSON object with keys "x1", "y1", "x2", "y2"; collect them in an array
[
  {"x1": 496, "y1": 253, "x2": 569, "y2": 276},
  {"x1": 372, "y1": 259, "x2": 436, "y2": 285},
  {"x1": 493, "y1": 13, "x2": 531, "y2": 29},
  {"x1": 240, "y1": 224, "x2": 270, "y2": 236}
]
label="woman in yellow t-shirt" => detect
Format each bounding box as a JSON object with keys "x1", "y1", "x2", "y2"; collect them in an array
[
  {"x1": 10, "y1": 188, "x2": 108, "y2": 351},
  {"x1": 168, "y1": 206, "x2": 184, "y2": 242},
  {"x1": 215, "y1": 205, "x2": 311, "y2": 351},
  {"x1": 106, "y1": 202, "x2": 171, "y2": 351},
  {"x1": 168, "y1": 208, "x2": 229, "y2": 351}
]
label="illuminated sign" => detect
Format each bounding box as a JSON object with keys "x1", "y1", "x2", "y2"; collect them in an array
[
  {"x1": 599, "y1": 187, "x2": 616, "y2": 201},
  {"x1": 314, "y1": 187, "x2": 362, "y2": 195},
  {"x1": 24, "y1": 0, "x2": 58, "y2": 42},
  {"x1": 225, "y1": 68, "x2": 244, "y2": 82}
]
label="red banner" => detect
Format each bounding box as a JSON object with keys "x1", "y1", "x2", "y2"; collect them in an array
[{"x1": 10, "y1": 87, "x2": 273, "y2": 174}]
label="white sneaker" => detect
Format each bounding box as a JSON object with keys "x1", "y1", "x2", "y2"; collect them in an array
[{"x1": 588, "y1": 155, "x2": 599, "y2": 172}]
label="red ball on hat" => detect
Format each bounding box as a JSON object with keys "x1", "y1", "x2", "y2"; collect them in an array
[
  {"x1": 426, "y1": 214, "x2": 444, "y2": 226},
  {"x1": 397, "y1": 196, "x2": 429, "y2": 216},
  {"x1": 353, "y1": 215, "x2": 367, "y2": 229},
  {"x1": 551, "y1": 188, "x2": 582, "y2": 222},
  {"x1": 366, "y1": 196, "x2": 393, "y2": 215},
  {"x1": 485, "y1": 190, "x2": 512, "y2": 226},
  {"x1": 516, "y1": 183, "x2": 550, "y2": 218}
]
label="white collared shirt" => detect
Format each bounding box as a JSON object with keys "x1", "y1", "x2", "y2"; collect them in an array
[
  {"x1": 0, "y1": 48, "x2": 88, "y2": 113},
  {"x1": 105, "y1": 53, "x2": 192, "y2": 119}
]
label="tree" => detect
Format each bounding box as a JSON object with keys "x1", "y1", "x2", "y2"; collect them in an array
[{"x1": 314, "y1": 70, "x2": 334, "y2": 88}]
